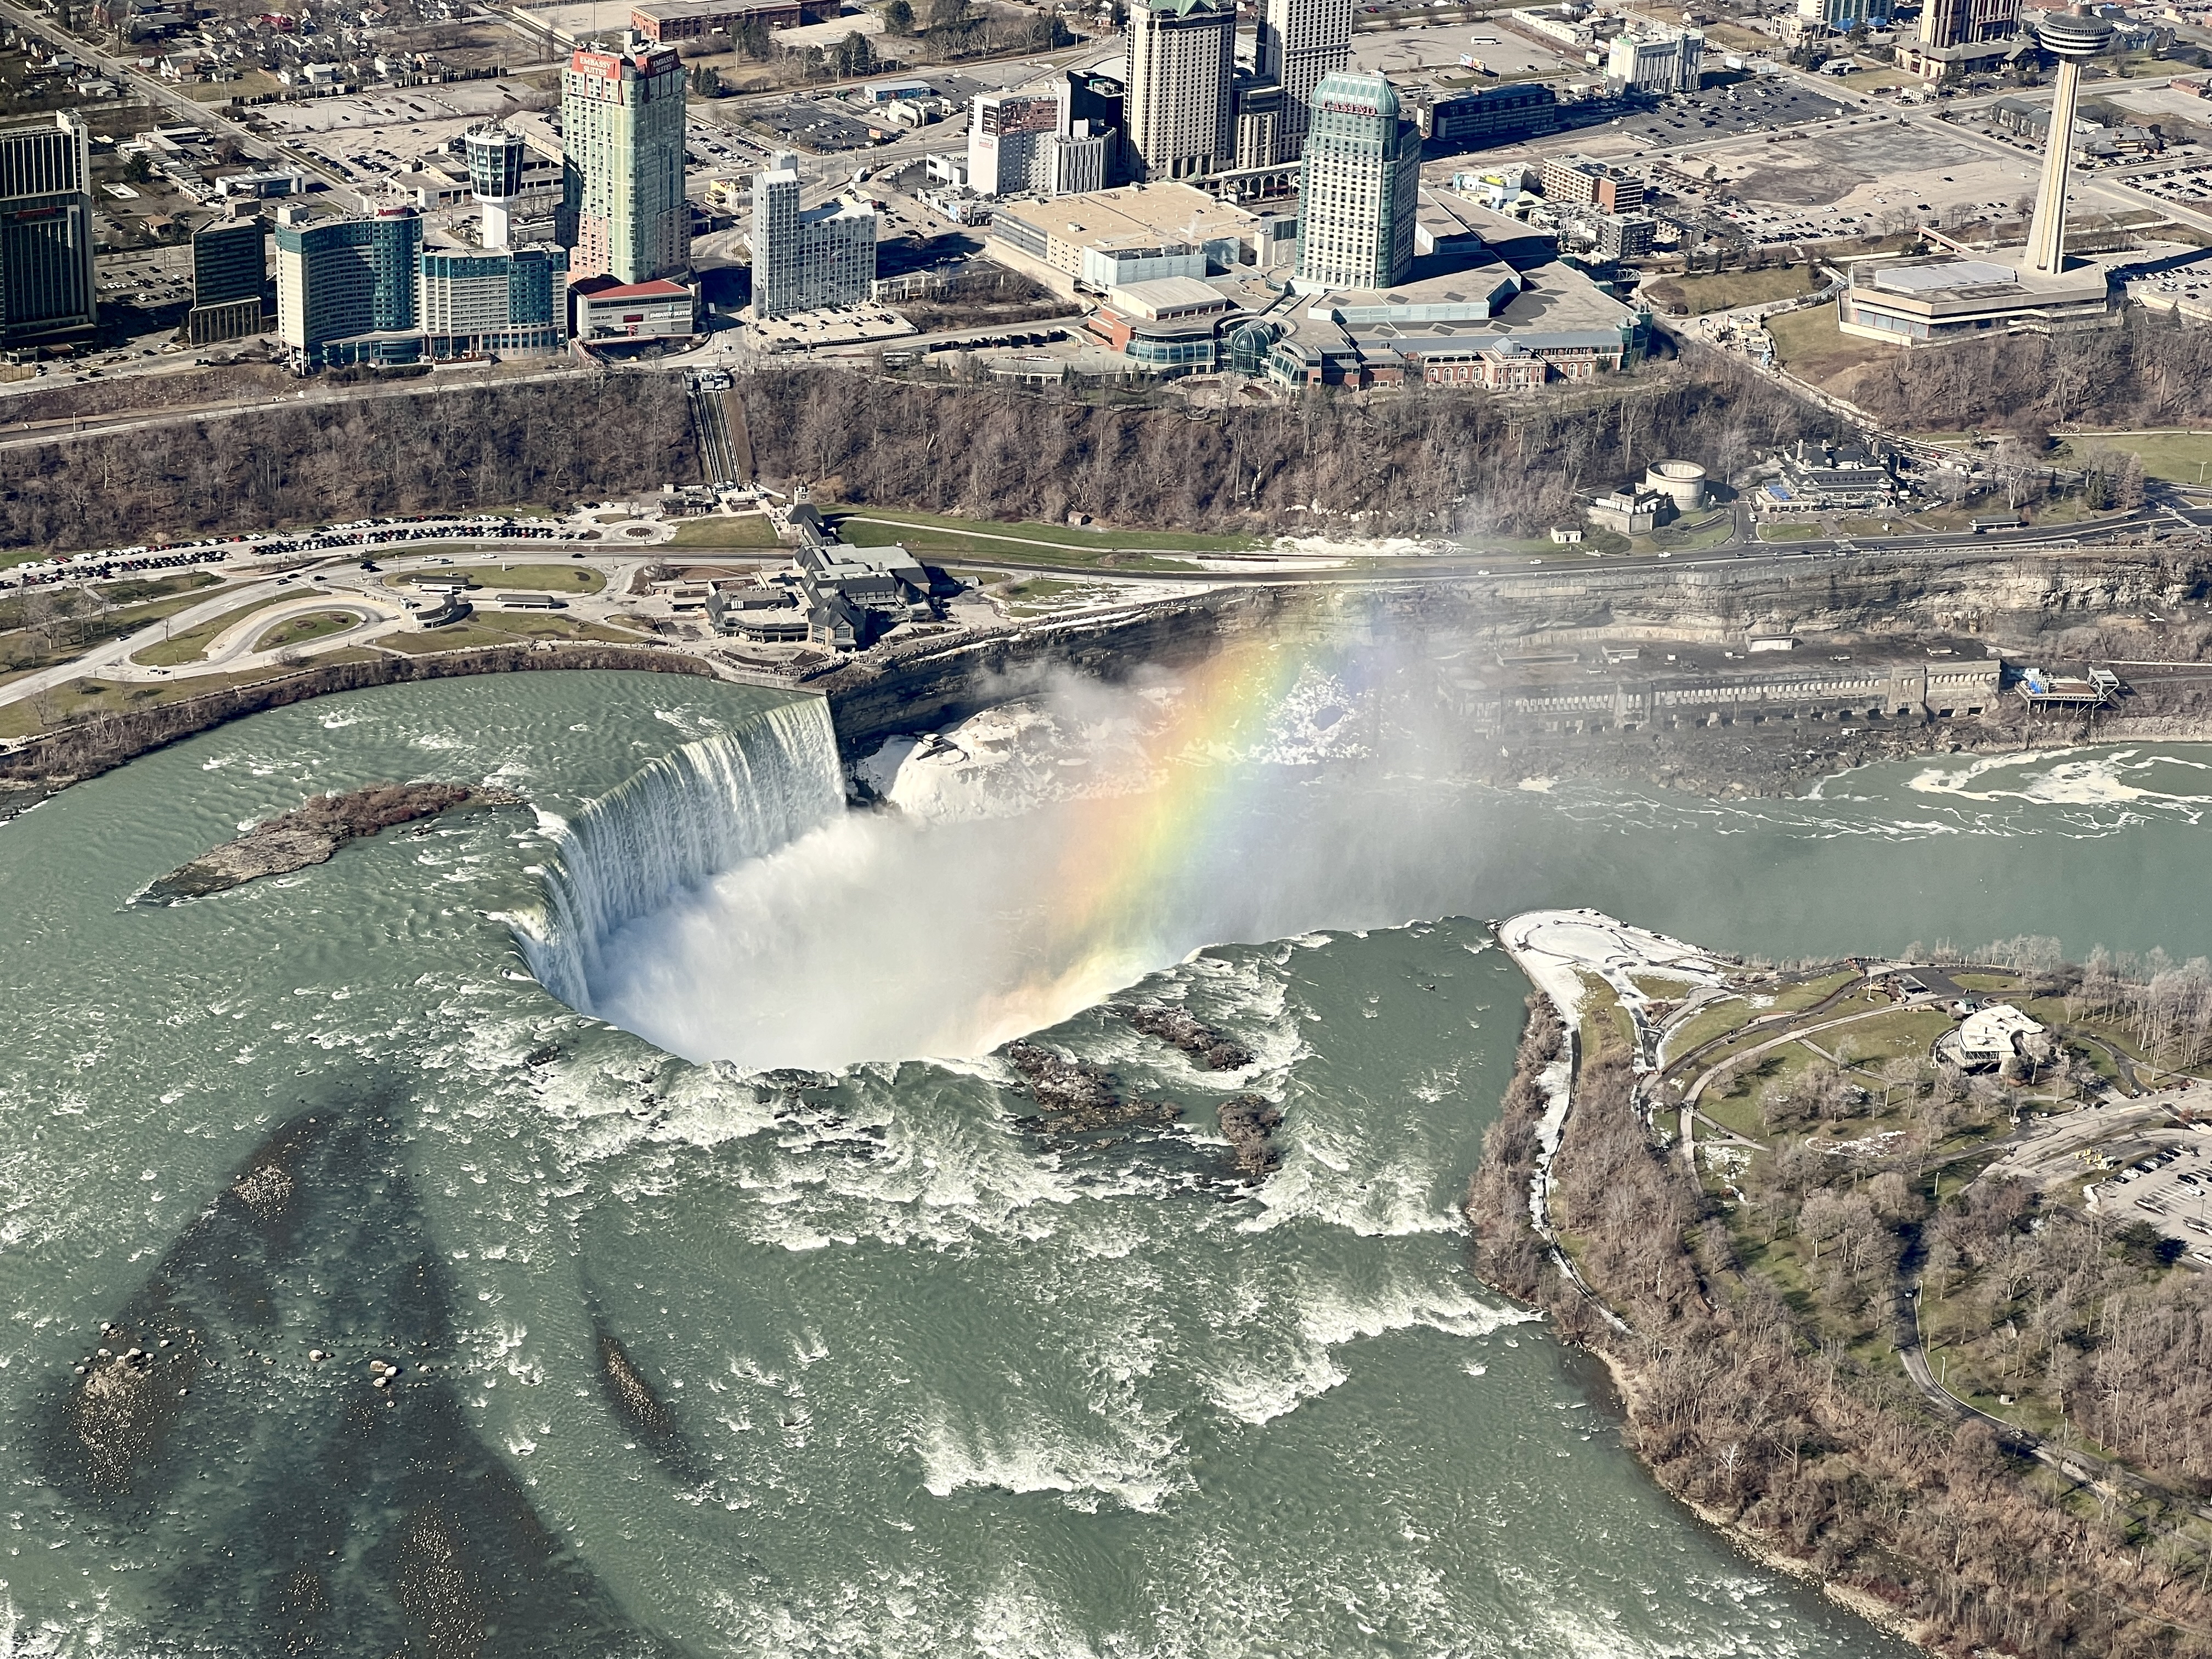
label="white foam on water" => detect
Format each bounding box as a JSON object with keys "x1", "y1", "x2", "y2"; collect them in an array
[{"x1": 913, "y1": 1393, "x2": 1189, "y2": 1514}]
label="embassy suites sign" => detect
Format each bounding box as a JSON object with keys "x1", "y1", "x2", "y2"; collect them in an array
[{"x1": 1319, "y1": 99, "x2": 1382, "y2": 116}]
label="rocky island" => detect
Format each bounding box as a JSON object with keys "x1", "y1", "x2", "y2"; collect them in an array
[
  {"x1": 143, "y1": 782, "x2": 523, "y2": 901},
  {"x1": 1475, "y1": 910, "x2": 2212, "y2": 1657}
]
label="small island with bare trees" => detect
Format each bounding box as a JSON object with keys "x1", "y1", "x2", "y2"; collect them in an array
[{"x1": 1472, "y1": 911, "x2": 2212, "y2": 1658}]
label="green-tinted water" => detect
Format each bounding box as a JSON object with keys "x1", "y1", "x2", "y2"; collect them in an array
[{"x1": 4, "y1": 668, "x2": 2208, "y2": 1656}]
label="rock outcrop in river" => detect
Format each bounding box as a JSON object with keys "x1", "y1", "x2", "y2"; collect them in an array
[
  {"x1": 40, "y1": 1104, "x2": 679, "y2": 1658},
  {"x1": 145, "y1": 781, "x2": 522, "y2": 900}
]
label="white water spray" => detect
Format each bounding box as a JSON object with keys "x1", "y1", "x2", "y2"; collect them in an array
[{"x1": 512, "y1": 697, "x2": 846, "y2": 1011}]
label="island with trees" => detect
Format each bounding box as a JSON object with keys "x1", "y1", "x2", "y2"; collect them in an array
[{"x1": 1472, "y1": 911, "x2": 2212, "y2": 1657}]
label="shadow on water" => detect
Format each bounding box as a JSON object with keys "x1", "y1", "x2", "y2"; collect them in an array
[{"x1": 35, "y1": 1102, "x2": 682, "y2": 1659}]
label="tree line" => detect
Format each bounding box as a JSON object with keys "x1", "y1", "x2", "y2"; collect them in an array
[
  {"x1": 1850, "y1": 309, "x2": 2212, "y2": 439},
  {"x1": 0, "y1": 375, "x2": 695, "y2": 554},
  {"x1": 1469, "y1": 992, "x2": 2212, "y2": 1658},
  {"x1": 735, "y1": 348, "x2": 1824, "y2": 541}
]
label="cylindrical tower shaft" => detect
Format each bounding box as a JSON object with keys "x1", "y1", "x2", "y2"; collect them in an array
[
  {"x1": 2023, "y1": 5, "x2": 2114, "y2": 279},
  {"x1": 2024, "y1": 58, "x2": 2083, "y2": 278}
]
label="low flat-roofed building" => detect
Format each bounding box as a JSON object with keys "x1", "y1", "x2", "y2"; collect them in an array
[
  {"x1": 1837, "y1": 251, "x2": 2115, "y2": 345},
  {"x1": 1955, "y1": 1003, "x2": 2045, "y2": 1067},
  {"x1": 988, "y1": 181, "x2": 1265, "y2": 295},
  {"x1": 1251, "y1": 244, "x2": 1644, "y2": 389},
  {"x1": 1085, "y1": 273, "x2": 1242, "y2": 371},
  {"x1": 572, "y1": 274, "x2": 696, "y2": 345},
  {"x1": 627, "y1": 0, "x2": 816, "y2": 40}
]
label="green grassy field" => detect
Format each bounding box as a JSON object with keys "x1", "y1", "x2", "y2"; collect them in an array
[
  {"x1": 1643, "y1": 265, "x2": 1823, "y2": 315},
  {"x1": 0, "y1": 652, "x2": 386, "y2": 741},
  {"x1": 1758, "y1": 522, "x2": 1821, "y2": 543},
  {"x1": 252, "y1": 610, "x2": 360, "y2": 653},
  {"x1": 131, "y1": 595, "x2": 297, "y2": 668},
  {"x1": 1765, "y1": 300, "x2": 1897, "y2": 387},
  {"x1": 379, "y1": 613, "x2": 648, "y2": 655},
  {"x1": 2056, "y1": 431, "x2": 2212, "y2": 486},
  {"x1": 387, "y1": 563, "x2": 606, "y2": 594},
  {"x1": 667, "y1": 515, "x2": 784, "y2": 549},
  {"x1": 834, "y1": 507, "x2": 1260, "y2": 555}
]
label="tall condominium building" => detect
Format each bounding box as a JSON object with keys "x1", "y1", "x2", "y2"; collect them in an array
[
  {"x1": 273, "y1": 203, "x2": 424, "y2": 367},
  {"x1": 420, "y1": 245, "x2": 568, "y2": 356},
  {"x1": 1125, "y1": 0, "x2": 1235, "y2": 182},
  {"x1": 562, "y1": 38, "x2": 689, "y2": 284},
  {"x1": 1255, "y1": 0, "x2": 1350, "y2": 161},
  {"x1": 1918, "y1": 0, "x2": 2016, "y2": 48},
  {"x1": 749, "y1": 151, "x2": 876, "y2": 319},
  {"x1": 969, "y1": 89, "x2": 1062, "y2": 196},
  {"x1": 1295, "y1": 70, "x2": 1418, "y2": 292},
  {"x1": 188, "y1": 207, "x2": 268, "y2": 345},
  {"x1": 0, "y1": 113, "x2": 98, "y2": 346}
]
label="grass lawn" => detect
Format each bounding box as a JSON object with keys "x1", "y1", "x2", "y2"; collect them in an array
[
  {"x1": 252, "y1": 610, "x2": 359, "y2": 653},
  {"x1": 1643, "y1": 265, "x2": 1824, "y2": 315},
  {"x1": 1774, "y1": 970, "x2": 1863, "y2": 1013},
  {"x1": 0, "y1": 581, "x2": 237, "y2": 678},
  {"x1": 1643, "y1": 515, "x2": 1737, "y2": 554},
  {"x1": 2056, "y1": 431, "x2": 2212, "y2": 486},
  {"x1": 667, "y1": 515, "x2": 784, "y2": 549},
  {"x1": 1766, "y1": 300, "x2": 1897, "y2": 387},
  {"x1": 1833, "y1": 515, "x2": 1907, "y2": 537},
  {"x1": 0, "y1": 652, "x2": 383, "y2": 741},
  {"x1": 1758, "y1": 521, "x2": 1821, "y2": 542},
  {"x1": 834, "y1": 507, "x2": 1259, "y2": 555},
  {"x1": 1667, "y1": 997, "x2": 1753, "y2": 1062},
  {"x1": 1955, "y1": 972, "x2": 2023, "y2": 992},
  {"x1": 386, "y1": 563, "x2": 606, "y2": 595},
  {"x1": 131, "y1": 595, "x2": 297, "y2": 667},
  {"x1": 377, "y1": 614, "x2": 650, "y2": 655}
]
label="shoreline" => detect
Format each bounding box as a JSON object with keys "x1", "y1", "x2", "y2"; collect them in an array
[
  {"x1": 1577, "y1": 1341, "x2": 1931, "y2": 1651},
  {"x1": 0, "y1": 645, "x2": 735, "y2": 820},
  {"x1": 1469, "y1": 968, "x2": 1932, "y2": 1651}
]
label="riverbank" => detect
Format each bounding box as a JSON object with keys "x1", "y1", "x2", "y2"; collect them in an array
[
  {"x1": 1472, "y1": 922, "x2": 2212, "y2": 1659},
  {"x1": 0, "y1": 645, "x2": 724, "y2": 820}
]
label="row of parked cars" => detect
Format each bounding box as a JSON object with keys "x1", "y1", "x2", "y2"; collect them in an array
[{"x1": 3, "y1": 515, "x2": 585, "y2": 590}]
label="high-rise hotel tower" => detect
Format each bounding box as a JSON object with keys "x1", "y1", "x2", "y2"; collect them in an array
[{"x1": 562, "y1": 38, "x2": 690, "y2": 284}]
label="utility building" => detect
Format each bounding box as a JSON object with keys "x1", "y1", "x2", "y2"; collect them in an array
[
  {"x1": 273, "y1": 203, "x2": 424, "y2": 367},
  {"x1": 562, "y1": 38, "x2": 690, "y2": 285},
  {"x1": 1125, "y1": 0, "x2": 1235, "y2": 182},
  {"x1": 1255, "y1": 0, "x2": 1351, "y2": 161},
  {"x1": 749, "y1": 151, "x2": 876, "y2": 319},
  {"x1": 188, "y1": 206, "x2": 268, "y2": 344},
  {"x1": 0, "y1": 113, "x2": 97, "y2": 346},
  {"x1": 1295, "y1": 70, "x2": 1418, "y2": 293}
]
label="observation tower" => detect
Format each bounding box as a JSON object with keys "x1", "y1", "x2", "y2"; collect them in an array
[
  {"x1": 464, "y1": 122, "x2": 529, "y2": 249},
  {"x1": 2023, "y1": 4, "x2": 2115, "y2": 279}
]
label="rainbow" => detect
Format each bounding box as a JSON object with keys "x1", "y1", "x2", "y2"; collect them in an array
[{"x1": 966, "y1": 629, "x2": 1333, "y2": 1045}]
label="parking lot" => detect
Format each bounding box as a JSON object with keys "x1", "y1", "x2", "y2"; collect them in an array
[
  {"x1": 1675, "y1": 116, "x2": 2040, "y2": 245},
  {"x1": 2089, "y1": 1131, "x2": 2212, "y2": 1263},
  {"x1": 1568, "y1": 76, "x2": 1857, "y2": 160}
]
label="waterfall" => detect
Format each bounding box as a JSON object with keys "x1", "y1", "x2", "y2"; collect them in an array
[{"x1": 514, "y1": 696, "x2": 846, "y2": 1012}]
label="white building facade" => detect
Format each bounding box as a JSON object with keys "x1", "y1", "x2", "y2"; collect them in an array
[
  {"x1": 1125, "y1": 0, "x2": 1235, "y2": 182},
  {"x1": 750, "y1": 152, "x2": 877, "y2": 319}
]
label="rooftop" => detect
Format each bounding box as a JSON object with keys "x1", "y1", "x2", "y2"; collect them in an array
[{"x1": 997, "y1": 182, "x2": 1260, "y2": 255}]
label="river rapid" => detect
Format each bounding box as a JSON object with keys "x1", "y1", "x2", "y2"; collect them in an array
[{"x1": 5, "y1": 664, "x2": 2212, "y2": 1658}]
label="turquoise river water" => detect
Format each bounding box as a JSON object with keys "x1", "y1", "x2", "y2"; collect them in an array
[{"x1": 3, "y1": 663, "x2": 2211, "y2": 1658}]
